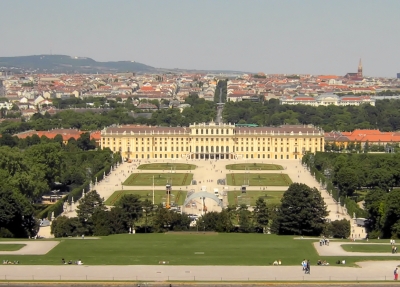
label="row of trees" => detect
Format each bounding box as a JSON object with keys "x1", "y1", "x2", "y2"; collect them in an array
[
  {"x1": 303, "y1": 152, "x2": 400, "y2": 238},
  {"x1": 51, "y1": 192, "x2": 191, "y2": 237},
  {"x1": 52, "y1": 184, "x2": 349, "y2": 238},
  {"x1": 223, "y1": 99, "x2": 400, "y2": 132}
]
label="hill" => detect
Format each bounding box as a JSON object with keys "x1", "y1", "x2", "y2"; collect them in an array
[
  {"x1": 0, "y1": 54, "x2": 250, "y2": 75},
  {"x1": 0, "y1": 55, "x2": 157, "y2": 73}
]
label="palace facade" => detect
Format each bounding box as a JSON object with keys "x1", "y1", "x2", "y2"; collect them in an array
[{"x1": 100, "y1": 122, "x2": 324, "y2": 160}]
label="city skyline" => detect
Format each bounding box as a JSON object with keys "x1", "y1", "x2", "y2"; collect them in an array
[{"x1": 0, "y1": 0, "x2": 399, "y2": 77}]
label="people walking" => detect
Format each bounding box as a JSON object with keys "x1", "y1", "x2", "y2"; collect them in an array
[{"x1": 394, "y1": 267, "x2": 398, "y2": 280}]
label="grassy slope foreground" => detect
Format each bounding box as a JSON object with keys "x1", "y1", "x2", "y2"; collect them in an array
[{"x1": 0, "y1": 234, "x2": 393, "y2": 266}]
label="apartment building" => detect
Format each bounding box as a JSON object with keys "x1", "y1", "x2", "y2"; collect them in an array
[{"x1": 100, "y1": 122, "x2": 324, "y2": 160}]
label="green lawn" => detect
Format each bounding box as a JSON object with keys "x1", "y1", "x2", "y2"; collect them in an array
[
  {"x1": 123, "y1": 173, "x2": 193, "y2": 186},
  {"x1": 0, "y1": 234, "x2": 394, "y2": 266},
  {"x1": 226, "y1": 163, "x2": 283, "y2": 170},
  {"x1": 226, "y1": 173, "x2": 292, "y2": 186},
  {"x1": 228, "y1": 190, "x2": 284, "y2": 206},
  {"x1": 105, "y1": 190, "x2": 187, "y2": 206},
  {"x1": 341, "y1": 244, "x2": 395, "y2": 253},
  {"x1": 138, "y1": 163, "x2": 196, "y2": 170},
  {"x1": 0, "y1": 244, "x2": 25, "y2": 251}
]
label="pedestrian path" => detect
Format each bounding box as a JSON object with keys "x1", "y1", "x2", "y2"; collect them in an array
[
  {"x1": 314, "y1": 241, "x2": 400, "y2": 256},
  {"x1": 0, "y1": 262, "x2": 398, "y2": 281}
]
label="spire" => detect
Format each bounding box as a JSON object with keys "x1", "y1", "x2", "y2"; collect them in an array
[{"x1": 358, "y1": 58, "x2": 363, "y2": 77}]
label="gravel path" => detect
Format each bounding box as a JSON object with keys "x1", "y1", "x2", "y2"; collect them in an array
[
  {"x1": 314, "y1": 241, "x2": 400, "y2": 257},
  {"x1": 0, "y1": 241, "x2": 59, "y2": 255},
  {"x1": 0, "y1": 262, "x2": 399, "y2": 281}
]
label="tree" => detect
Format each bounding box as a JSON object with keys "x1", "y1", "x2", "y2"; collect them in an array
[
  {"x1": 275, "y1": 183, "x2": 328, "y2": 236},
  {"x1": 237, "y1": 204, "x2": 253, "y2": 233},
  {"x1": 76, "y1": 191, "x2": 107, "y2": 234},
  {"x1": 51, "y1": 216, "x2": 83, "y2": 237},
  {"x1": 116, "y1": 194, "x2": 143, "y2": 229},
  {"x1": 253, "y1": 197, "x2": 269, "y2": 232},
  {"x1": 381, "y1": 189, "x2": 400, "y2": 238},
  {"x1": 364, "y1": 189, "x2": 386, "y2": 232},
  {"x1": 77, "y1": 132, "x2": 96, "y2": 151},
  {"x1": 325, "y1": 219, "x2": 350, "y2": 238},
  {"x1": 0, "y1": 189, "x2": 37, "y2": 237},
  {"x1": 334, "y1": 167, "x2": 359, "y2": 196}
]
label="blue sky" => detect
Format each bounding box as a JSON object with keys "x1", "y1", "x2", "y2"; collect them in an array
[{"x1": 0, "y1": 0, "x2": 399, "y2": 77}]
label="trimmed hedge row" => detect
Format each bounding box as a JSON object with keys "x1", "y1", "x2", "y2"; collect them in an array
[
  {"x1": 306, "y1": 155, "x2": 366, "y2": 219},
  {"x1": 37, "y1": 153, "x2": 122, "y2": 220}
]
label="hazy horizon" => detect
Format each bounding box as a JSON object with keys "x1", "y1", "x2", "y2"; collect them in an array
[{"x1": 0, "y1": 0, "x2": 399, "y2": 77}]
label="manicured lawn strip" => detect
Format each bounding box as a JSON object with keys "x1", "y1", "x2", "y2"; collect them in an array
[
  {"x1": 123, "y1": 173, "x2": 193, "y2": 186},
  {"x1": 0, "y1": 234, "x2": 394, "y2": 266},
  {"x1": 0, "y1": 244, "x2": 25, "y2": 251},
  {"x1": 341, "y1": 244, "x2": 396, "y2": 253},
  {"x1": 226, "y1": 164, "x2": 283, "y2": 170},
  {"x1": 226, "y1": 173, "x2": 292, "y2": 186},
  {"x1": 227, "y1": 190, "x2": 284, "y2": 206},
  {"x1": 105, "y1": 190, "x2": 187, "y2": 206},
  {"x1": 138, "y1": 163, "x2": 196, "y2": 170}
]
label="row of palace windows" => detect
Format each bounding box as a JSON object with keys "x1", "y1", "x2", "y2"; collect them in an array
[
  {"x1": 241, "y1": 154, "x2": 299, "y2": 159},
  {"x1": 116, "y1": 153, "x2": 299, "y2": 160},
  {"x1": 195, "y1": 146, "x2": 230, "y2": 152},
  {"x1": 195, "y1": 129, "x2": 230, "y2": 135},
  {"x1": 104, "y1": 137, "x2": 322, "y2": 143}
]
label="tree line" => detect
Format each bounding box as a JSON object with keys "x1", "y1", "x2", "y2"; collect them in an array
[
  {"x1": 303, "y1": 152, "x2": 400, "y2": 239},
  {"x1": 0, "y1": 135, "x2": 116, "y2": 238},
  {"x1": 223, "y1": 99, "x2": 400, "y2": 132},
  {"x1": 51, "y1": 184, "x2": 349, "y2": 239}
]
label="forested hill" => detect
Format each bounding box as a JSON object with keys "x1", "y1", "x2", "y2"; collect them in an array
[{"x1": 0, "y1": 55, "x2": 157, "y2": 73}]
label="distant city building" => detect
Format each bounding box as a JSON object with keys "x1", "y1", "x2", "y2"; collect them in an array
[
  {"x1": 344, "y1": 59, "x2": 363, "y2": 81},
  {"x1": 100, "y1": 122, "x2": 324, "y2": 160},
  {"x1": 279, "y1": 93, "x2": 375, "y2": 107},
  {"x1": 397, "y1": 73, "x2": 400, "y2": 79}
]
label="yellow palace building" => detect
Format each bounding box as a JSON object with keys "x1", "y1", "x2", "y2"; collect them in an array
[{"x1": 100, "y1": 122, "x2": 324, "y2": 160}]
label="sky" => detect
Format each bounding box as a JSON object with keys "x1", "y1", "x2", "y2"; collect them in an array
[{"x1": 0, "y1": 0, "x2": 399, "y2": 77}]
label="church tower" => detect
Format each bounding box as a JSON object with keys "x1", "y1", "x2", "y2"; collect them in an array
[{"x1": 357, "y1": 58, "x2": 363, "y2": 78}]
